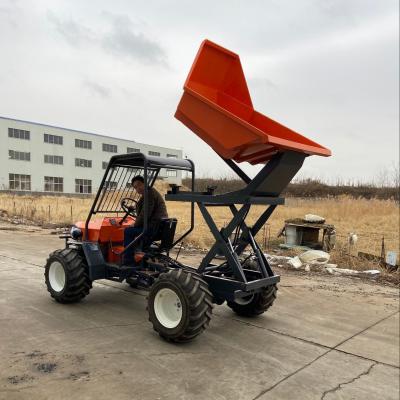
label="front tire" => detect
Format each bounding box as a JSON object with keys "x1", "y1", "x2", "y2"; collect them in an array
[
  {"x1": 227, "y1": 284, "x2": 277, "y2": 317},
  {"x1": 148, "y1": 269, "x2": 213, "y2": 342},
  {"x1": 45, "y1": 248, "x2": 92, "y2": 303}
]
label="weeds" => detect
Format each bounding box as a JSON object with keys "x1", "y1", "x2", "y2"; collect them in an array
[{"x1": 0, "y1": 191, "x2": 398, "y2": 264}]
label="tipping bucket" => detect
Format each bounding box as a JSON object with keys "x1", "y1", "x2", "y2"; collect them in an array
[{"x1": 175, "y1": 40, "x2": 331, "y2": 164}]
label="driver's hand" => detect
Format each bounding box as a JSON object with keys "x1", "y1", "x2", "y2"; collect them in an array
[{"x1": 128, "y1": 206, "x2": 135, "y2": 212}]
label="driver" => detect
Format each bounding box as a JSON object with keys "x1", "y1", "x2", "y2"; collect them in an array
[{"x1": 123, "y1": 176, "x2": 168, "y2": 264}]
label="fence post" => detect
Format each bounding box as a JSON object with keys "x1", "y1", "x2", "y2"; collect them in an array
[
  {"x1": 262, "y1": 224, "x2": 266, "y2": 250},
  {"x1": 263, "y1": 224, "x2": 270, "y2": 251},
  {"x1": 381, "y1": 236, "x2": 385, "y2": 260},
  {"x1": 48, "y1": 205, "x2": 51, "y2": 222}
]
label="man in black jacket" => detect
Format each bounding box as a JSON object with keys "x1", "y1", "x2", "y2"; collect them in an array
[{"x1": 123, "y1": 176, "x2": 168, "y2": 263}]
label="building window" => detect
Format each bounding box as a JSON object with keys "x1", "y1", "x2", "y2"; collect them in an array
[
  {"x1": 104, "y1": 181, "x2": 118, "y2": 191},
  {"x1": 167, "y1": 154, "x2": 178, "y2": 158},
  {"x1": 75, "y1": 139, "x2": 92, "y2": 149},
  {"x1": 102, "y1": 161, "x2": 109, "y2": 169},
  {"x1": 127, "y1": 147, "x2": 140, "y2": 153},
  {"x1": 75, "y1": 179, "x2": 92, "y2": 194},
  {"x1": 75, "y1": 158, "x2": 92, "y2": 168},
  {"x1": 44, "y1": 133, "x2": 63, "y2": 145},
  {"x1": 149, "y1": 151, "x2": 160, "y2": 156},
  {"x1": 44, "y1": 155, "x2": 63, "y2": 165},
  {"x1": 8, "y1": 128, "x2": 30, "y2": 140},
  {"x1": 103, "y1": 143, "x2": 117, "y2": 153},
  {"x1": 166, "y1": 169, "x2": 177, "y2": 177},
  {"x1": 9, "y1": 174, "x2": 31, "y2": 190},
  {"x1": 44, "y1": 176, "x2": 63, "y2": 192},
  {"x1": 9, "y1": 150, "x2": 30, "y2": 161}
]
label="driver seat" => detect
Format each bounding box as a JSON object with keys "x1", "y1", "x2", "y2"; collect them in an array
[{"x1": 150, "y1": 218, "x2": 177, "y2": 251}]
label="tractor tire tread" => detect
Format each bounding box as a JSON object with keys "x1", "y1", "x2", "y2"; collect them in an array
[
  {"x1": 148, "y1": 269, "x2": 213, "y2": 343},
  {"x1": 227, "y1": 284, "x2": 278, "y2": 317},
  {"x1": 45, "y1": 248, "x2": 92, "y2": 304}
]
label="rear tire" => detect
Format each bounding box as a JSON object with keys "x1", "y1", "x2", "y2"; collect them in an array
[
  {"x1": 147, "y1": 269, "x2": 213, "y2": 342},
  {"x1": 45, "y1": 248, "x2": 92, "y2": 303},
  {"x1": 227, "y1": 284, "x2": 277, "y2": 317}
]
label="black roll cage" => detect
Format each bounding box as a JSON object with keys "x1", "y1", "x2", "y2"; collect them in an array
[{"x1": 84, "y1": 153, "x2": 195, "y2": 249}]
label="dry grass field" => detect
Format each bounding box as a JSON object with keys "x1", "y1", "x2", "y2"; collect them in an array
[{"x1": 0, "y1": 190, "x2": 398, "y2": 266}]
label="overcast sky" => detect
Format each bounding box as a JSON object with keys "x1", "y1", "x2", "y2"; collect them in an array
[{"x1": 0, "y1": 0, "x2": 398, "y2": 183}]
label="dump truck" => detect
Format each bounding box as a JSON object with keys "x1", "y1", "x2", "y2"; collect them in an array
[{"x1": 44, "y1": 39, "x2": 331, "y2": 342}]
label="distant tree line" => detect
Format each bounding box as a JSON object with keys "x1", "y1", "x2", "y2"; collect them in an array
[{"x1": 183, "y1": 177, "x2": 399, "y2": 201}]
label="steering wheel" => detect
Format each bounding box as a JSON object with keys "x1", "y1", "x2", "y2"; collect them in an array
[{"x1": 119, "y1": 197, "x2": 138, "y2": 225}]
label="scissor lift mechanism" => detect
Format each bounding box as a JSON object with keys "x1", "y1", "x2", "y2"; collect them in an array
[{"x1": 166, "y1": 151, "x2": 306, "y2": 302}]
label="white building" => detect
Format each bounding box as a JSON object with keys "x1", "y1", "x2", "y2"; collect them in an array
[{"x1": 0, "y1": 116, "x2": 182, "y2": 194}]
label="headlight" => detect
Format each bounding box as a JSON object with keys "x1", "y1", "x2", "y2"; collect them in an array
[{"x1": 70, "y1": 226, "x2": 83, "y2": 240}]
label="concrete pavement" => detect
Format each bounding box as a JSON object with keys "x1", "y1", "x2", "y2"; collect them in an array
[{"x1": 0, "y1": 228, "x2": 398, "y2": 400}]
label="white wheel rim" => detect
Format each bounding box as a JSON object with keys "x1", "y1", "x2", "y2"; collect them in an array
[
  {"x1": 235, "y1": 294, "x2": 254, "y2": 305},
  {"x1": 154, "y1": 288, "x2": 183, "y2": 329},
  {"x1": 49, "y1": 261, "x2": 66, "y2": 292}
]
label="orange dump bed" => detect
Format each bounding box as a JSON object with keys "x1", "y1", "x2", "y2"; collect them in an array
[{"x1": 175, "y1": 40, "x2": 331, "y2": 164}]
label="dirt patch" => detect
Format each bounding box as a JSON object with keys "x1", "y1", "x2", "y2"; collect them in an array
[
  {"x1": 0, "y1": 226, "x2": 19, "y2": 231},
  {"x1": 35, "y1": 362, "x2": 57, "y2": 373},
  {"x1": 68, "y1": 371, "x2": 90, "y2": 381},
  {"x1": 7, "y1": 374, "x2": 34, "y2": 385},
  {"x1": 26, "y1": 350, "x2": 47, "y2": 359},
  {"x1": 74, "y1": 354, "x2": 85, "y2": 364}
]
